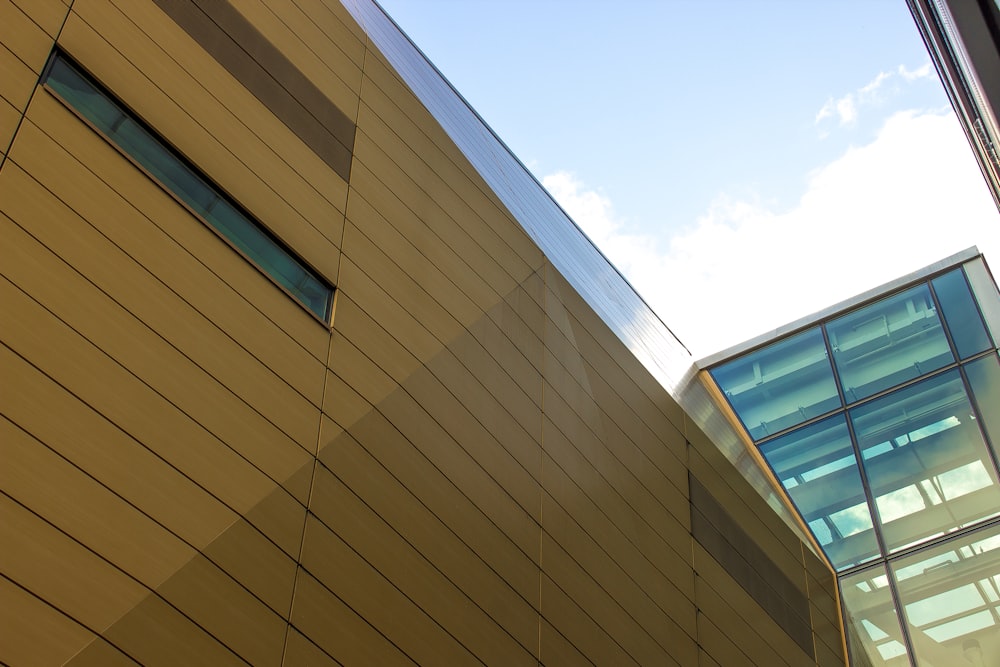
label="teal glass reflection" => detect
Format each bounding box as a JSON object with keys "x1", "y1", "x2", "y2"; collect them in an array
[
  {"x1": 851, "y1": 370, "x2": 1000, "y2": 553},
  {"x1": 828, "y1": 284, "x2": 953, "y2": 403},
  {"x1": 841, "y1": 565, "x2": 911, "y2": 666},
  {"x1": 892, "y1": 524, "x2": 1000, "y2": 665},
  {"x1": 965, "y1": 258, "x2": 1000, "y2": 346},
  {"x1": 761, "y1": 416, "x2": 879, "y2": 570},
  {"x1": 711, "y1": 328, "x2": 840, "y2": 440},
  {"x1": 44, "y1": 55, "x2": 332, "y2": 321},
  {"x1": 933, "y1": 269, "x2": 992, "y2": 359},
  {"x1": 44, "y1": 57, "x2": 122, "y2": 134},
  {"x1": 966, "y1": 353, "x2": 1000, "y2": 457}
]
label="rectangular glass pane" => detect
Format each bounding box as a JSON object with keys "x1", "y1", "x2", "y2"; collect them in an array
[
  {"x1": 842, "y1": 565, "x2": 911, "y2": 666},
  {"x1": 964, "y1": 258, "x2": 1000, "y2": 346},
  {"x1": 966, "y1": 353, "x2": 1000, "y2": 458},
  {"x1": 892, "y1": 524, "x2": 1000, "y2": 666},
  {"x1": 761, "y1": 415, "x2": 879, "y2": 570},
  {"x1": 850, "y1": 370, "x2": 1000, "y2": 553},
  {"x1": 828, "y1": 284, "x2": 953, "y2": 402},
  {"x1": 710, "y1": 327, "x2": 840, "y2": 440},
  {"x1": 44, "y1": 57, "x2": 124, "y2": 135},
  {"x1": 113, "y1": 118, "x2": 217, "y2": 215},
  {"x1": 43, "y1": 54, "x2": 332, "y2": 321},
  {"x1": 932, "y1": 269, "x2": 992, "y2": 359}
]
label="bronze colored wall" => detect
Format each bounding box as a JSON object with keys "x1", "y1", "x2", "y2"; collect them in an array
[{"x1": 0, "y1": 1, "x2": 845, "y2": 665}]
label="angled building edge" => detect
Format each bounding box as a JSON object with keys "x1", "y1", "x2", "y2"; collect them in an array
[{"x1": 0, "y1": 0, "x2": 847, "y2": 665}]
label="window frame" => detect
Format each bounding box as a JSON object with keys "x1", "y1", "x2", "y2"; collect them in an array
[{"x1": 41, "y1": 51, "x2": 334, "y2": 324}]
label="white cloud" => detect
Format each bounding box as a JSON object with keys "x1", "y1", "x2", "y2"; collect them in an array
[
  {"x1": 815, "y1": 63, "x2": 932, "y2": 130},
  {"x1": 545, "y1": 109, "x2": 1000, "y2": 359},
  {"x1": 815, "y1": 98, "x2": 835, "y2": 124},
  {"x1": 860, "y1": 70, "x2": 892, "y2": 96},
  {"x1": 899, "y1": 62, "x2": 933, "y2": 81},
  {"x1": 836, "y1": 95, "x2": 858, "y2": 125}
]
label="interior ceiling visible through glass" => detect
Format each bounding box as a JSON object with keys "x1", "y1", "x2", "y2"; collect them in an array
[{"x1": 708, "y1": 260, "x2": 1000, "y2": 667}]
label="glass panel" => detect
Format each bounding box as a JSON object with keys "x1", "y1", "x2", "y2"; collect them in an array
[
  {"x1": 828, "y1": 284, "x2": 953, "y2": 402},
  {"x1": 964, "y1": 258, "x2": 1000, "y2": 346},
  {"x1": 892, "y1": 524, "x2": 1000, "y2": 666},
  {"x1": 761, "y1": 416, "x2": 879, "y2": 570},
  {"x1": 966, "y1": 353, "x2": 1000, "y2": 458},
  {"x1": 113, "y1": 118, "x2": 217, "y2": 215},
  {"x1": 43, "y1": 54, "x2": 332, "y2": 321},
  {"x1": 851, "y1": 370, "x2": 1000, "y2": 553},
  {"x1": 210, "y1": 200, "x2": 331, "y2": 319},
  {"x1": 842, "y1": 565, "x2": 911, "y2": 666},
  {"x1": 44, "y1": 57, "x2": 124, "y2": 134},
  {"x1": 932, "y1": 269, "x2": 992, "y2": 359},
  {"x1": 710, "y1": 327, "x2": 840, "y2": 440}
]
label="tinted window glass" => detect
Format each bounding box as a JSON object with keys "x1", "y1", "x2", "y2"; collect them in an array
[
  {"x1": 892, "y1": 525, "x2": 1000, "y2": 659},
  {"x1": 711, "y1": 327, "x2": 839, "y2": 440},
  {"x1": 850, "y1": 370, "x2": 1000, "y2": 553},
  {"x1": 828, "y1": 284, "x2": 952, "y2": 402},
  {"x1": 966, "y1": 353, "x2": 1000, "y2": 458},
  {"x1": 761, "y1": 416, "x2": 879, "y2": 570},
  {"x1": 44, "y1": 54, "x2": 332, "y2": 321},
  {"x1": 841, "y1": 565, "x2": 910, "y2": 666},
  {"x1": 933, "y1": 269, "x2": 991, "y2": 359}
]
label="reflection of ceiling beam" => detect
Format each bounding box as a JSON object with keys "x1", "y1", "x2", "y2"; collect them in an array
[
  {"x1": 722, "y1": 350, "x2": 829, "y2": 396},
  {"x1": 777, "y1": 421, "x2": 982, "y2": 510},
  {"x1": 823, "y1": 529, "x2": 880, "y2": 568},
  {"x1": 854, "y1": 380, "x2": 964, "y2": 442},
  {"x1": 895, "y1": 553, "x2": 1000, "y2": 603},
  {"x1": 865, "y1": 427, "x2": 985, "y2": 493},
  {"x1": 846, "y1": 603, "x2": 967, "y2": 666},
  {"x1": 880, "y1": 486, "x2": 999, "y2": 550},
  {"x1": 772, "y1": 440, "x2": 852, "y2": 479},
  {"x1": 786, "y1": 450, "x2": 992, "y2": 526},
  {"x1": 844, "y1": 606, "x2": 907, "y2": 660}
]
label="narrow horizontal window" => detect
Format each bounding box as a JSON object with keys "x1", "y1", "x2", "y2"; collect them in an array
[{"x1": 43, "y1": 53, "x2": 333, "y2": 322}]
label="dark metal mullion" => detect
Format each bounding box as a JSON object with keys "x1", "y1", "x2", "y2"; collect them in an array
[
  {"x1": 837, "y1": 561, "x2": 914, "y2": 667},
  {"x1": 828, "y1": 319, "x2": 919, "y2": 666},
  {"x1": 927, "y1": 272, "x2": 965, "y2": 364},
  {"x1": 841, "y1": 405, "x2": 891, "y2": 566},
  {"x1": 883, "y1": 554, "x2": 919, "y2": 667},
  {"x1": 821, "y1": 323, "x2": 889, "y2": 556}
]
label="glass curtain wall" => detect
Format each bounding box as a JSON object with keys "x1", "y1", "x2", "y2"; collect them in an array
[{"x1": 710, "y1": 258, "x2": 1000, "y2": 666}]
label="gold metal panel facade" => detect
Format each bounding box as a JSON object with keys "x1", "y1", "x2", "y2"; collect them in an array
[
  {"x1": 0, "y1": 0, "x2": 845, "y2": 664},
  {"x1": 0, "y1": 0, "x2": 58, "y2": 72},
  {"x1": 61, "y1": 0, "x2": 348, "y2": 278}
]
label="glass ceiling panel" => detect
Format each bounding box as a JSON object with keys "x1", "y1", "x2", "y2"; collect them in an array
[
  {"x1": 842, "y1": 565, "x2": 911, "y2": 666},
  {"x1": 850, "y1": 370, "x2": 1000, "y2": 554},
  {"x1": 761, "y1": 415, "x2": 879, "y2": 570},
  {"x1": 892, "y1": 524, "x2": 1000, "y2": 666},
  {"x1": 827, "y1": 284, "x2": 953, "y2": 403},
  {"x1": 932, "y1": 269, "x2": 992, "y2": 360},
  {"x1": 710, "y1": 327, "x2": 839, "y2": 440},
  {"x1": 966, "y1": 353, "x2": 1000, "y2": 461}
]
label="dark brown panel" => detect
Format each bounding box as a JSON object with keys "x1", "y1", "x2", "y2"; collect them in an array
[
  {"x1": 689, "y1": 474, "x2": 814, "y2": 658},
  {"x1": 151, "y1": 0, "x2": 354, "y2": 181}
]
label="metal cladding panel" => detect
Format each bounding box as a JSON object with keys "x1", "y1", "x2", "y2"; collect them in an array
[
  {"x1": 340, "y1": 0, "x2": 811, "y2": 544},
  {"x1": 341, "y1": 0, "x2": 693, "y2": 396}
]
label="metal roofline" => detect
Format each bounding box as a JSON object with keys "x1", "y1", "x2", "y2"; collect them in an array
[{"x1": 696, "y1": 246, "x2": 985, "y2": 369}]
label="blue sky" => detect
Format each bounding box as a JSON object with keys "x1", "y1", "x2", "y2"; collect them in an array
[{"x1": 376, "y1": 1, "x2": 1000, "y2": 356}]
